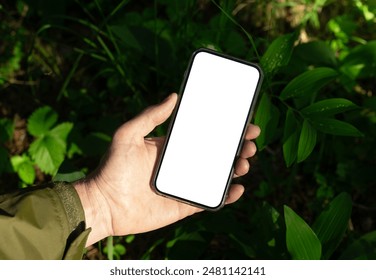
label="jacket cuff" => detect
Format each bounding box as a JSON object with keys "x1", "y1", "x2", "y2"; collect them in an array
[
  {"x1": 53, "y1": 181, "x2": 86, "y2": 233},
  {"x1": 52, "y1": 181, "x2": 91, "y2": 259}
]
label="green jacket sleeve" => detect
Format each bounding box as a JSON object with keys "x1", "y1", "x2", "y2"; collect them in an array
[{"x1": 0, "y1": 182, "x2": 91, "y2": 260}]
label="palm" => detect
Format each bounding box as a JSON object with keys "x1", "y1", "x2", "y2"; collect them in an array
[{"x1": 96, "y1": 135, "x2": 199, "y2": 236}]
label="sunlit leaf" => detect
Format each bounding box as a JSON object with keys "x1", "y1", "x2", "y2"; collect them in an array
[
  {"x1": 49, "y1": 122, "x2": 73, "y2": 141},
  {"x1": 29, "y1": 134, "x2": 66, "y2": 175},
  {"x1": 261, "y1": 32, "x2": 298, "y2": 76},
  {"x1": 11, "y1": 155, "x2": 36, "y2": 185},
  {"x1": 28, "y1": 121, "x2": 73, "y2": 175},
  {"x1": 27, "y1": 106, "x2": 58, "y2": 137},
  {"x1": 284, "y1": 206, "x2": 322, "y2": 260},
  {"x1": 125, "y1": 235, "x2": 135, "y2": 244},
  {"x1": 114, "y1": 244, "x2": 126, "y2": 256}
]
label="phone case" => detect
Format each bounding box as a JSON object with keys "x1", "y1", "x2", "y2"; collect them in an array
[{"x1": 152, "y1": 48, "x2": 263, "y2": 211}]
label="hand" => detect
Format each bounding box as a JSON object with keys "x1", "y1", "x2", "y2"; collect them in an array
[{"x1": 74, "y1": 93, "x2": 261, "y2": 246}]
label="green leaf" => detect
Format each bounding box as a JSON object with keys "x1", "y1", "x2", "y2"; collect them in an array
[
  {"x1": 28, "y1": 121, "x2": 73, "y2": 175},
  {"x1": 297, "y1": 119, "x2": 317, "y2": 163},
  {"x1": 312, "y1": 192, "x2": 352, "y2": 259},
  {"x1": 254, "y1": 93, "x2": 280, "y2": 150},
  {"x1": 125, "y1": 235, "x2": 135, "y2": 244},
  {"x1": 29, "y1": 134, "x2": 66, "y2": 175},
  {"x1": 49, "y1": 122, "x2": 73, "y2": 141},
  {"x1": 283, "y1": 109, "x2": 300, "y2": 166},
  {"x1": 114, "y1": 244, "x2": 126, "y2": 256},
  {"x1": 284, "y1": 205, "x2": 322, "y2": 260},
  {"x1": 260, "y1": 32, "x2": 298, "y2": 76},
  {"x1": 254, "y1": 93, "x2": 272, "y2": 150},
  {"x1": 340, "y1": 231, "x2": 376, "y2": 260},
  {"x1": 280, "y1": 67, "x2": 338, "y2": 100},
  {"x1": 27, "y1": 106, "x2": 58, "y2": 137},
  {"x1": 294, "y1": 41, "x2": 337, "y2": 67},
  {"x1": 11, "y1": 154, "x2": 36, "y2": 184},
  {"x1": 340, "y1": 40, "x2": 376, "y2": 79},
  {"x1": 310, "y1": 118, "x2": 363, "y2": 137},
  {"x1": 301, "y1": 98, "x2": 358, "y2": 117}
]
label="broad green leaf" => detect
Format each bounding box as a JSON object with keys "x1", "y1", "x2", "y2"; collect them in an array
[
  {"x1": 294, "y1": 41, "x2": 337, "y2": 67},
  {"x1": 283, "y1": 109, "x2": 300, "y2": 166},
  {"x1": 301, "y1": 98, "x2": 358, "y2": 117},
  {"x1": 29, "y1": 134, "x2": 66, "y2": 175},
  {"x1": 280, "y1": 67, "x2": 338, "y2": 100},
  {"x1": 29, "y1": 122, "x2": 73, "y2": 175},
  {"x1": 19, "y1": 164, "x2": 35, "y2": 186},
  {"x1": 284, "y1": 206, "x2": 322, "y2": 260},
  {"x1": 254, "y1": 93, "x2": 272, "y2": 150},
  {"x1": 340, "y1": 40, "x2": 376, "y2": 79},
  {"x1": 312, "y1": 192, "x2": 352, "y2": 259},
  {"x1": 254, "y1": 93, "x2": 280, "y2": 151},
  {"x1": 49, "y1": 122, "x2": 73, "y2": 141},
  {"x1": 297, "y1": 119, "x2": 317, "y2": 163},
  {"x1": 310, "y1": 118, "x2": 363, "y2": 137},
  {"x1": 260, "y1": 32, "x2": 298, "y2": 76},
  {"x1": 340, "y1": 231, "x2": 376, "y2": 260},
  {"x1": 328, "y1": 15, "x2": 357, "y2": 45},
  {"x1": 11, "y1": 154, "x2": 35, "y2": 184},
  {"x1": 27, "y1": 106, "x2": 58, "y2": 137}
]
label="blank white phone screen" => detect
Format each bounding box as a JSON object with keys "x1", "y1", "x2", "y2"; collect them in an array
[{"x1": 154, "y1": 50, "x2": 261, "y2": 209}]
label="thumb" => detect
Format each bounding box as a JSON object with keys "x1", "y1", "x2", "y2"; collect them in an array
[{"x1": 129, "y1": 93, "x2": 178, "y2": 137}]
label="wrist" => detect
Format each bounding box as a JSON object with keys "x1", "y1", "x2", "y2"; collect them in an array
[{"x1": 73, "y1": 178, "x2": 112, "y2": 246}]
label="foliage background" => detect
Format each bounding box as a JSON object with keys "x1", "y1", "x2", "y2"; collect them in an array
[{"x1": 0, "y1": 0, "x2": 375, "y2": 260}]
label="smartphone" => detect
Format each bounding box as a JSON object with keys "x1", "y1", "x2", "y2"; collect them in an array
[{"x1": 152, "y1": 48, "x2": 263, "y2": 211}]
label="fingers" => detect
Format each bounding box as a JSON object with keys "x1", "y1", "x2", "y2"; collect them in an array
[
  {"x1": 234, "y1": 157, "x2": 250, "y2": 177},
  {"x1": 225, "y1": 184, "x2": 245, "y2": 204},
  {"x1": 125, "y1": 93, "x2": 178, "y2": 137},
  {"x1": 240, "y1": 139, "x2": 257, "y2": 158},
  {"x1": 233, "y1": 125, "x2": 259, "y2": 177},
  {"x1": 114, "y1": 94, "x2": 177, "y2": 141},
  {"x1": 244, "y1": 124, "x2": 261, "y2": 140}
]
